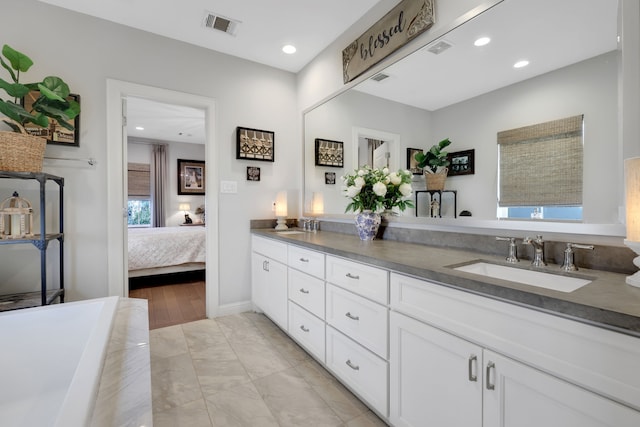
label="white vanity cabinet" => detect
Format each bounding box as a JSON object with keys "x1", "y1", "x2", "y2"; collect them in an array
[
  {"x1": 251, "y1": 236, "x2": 288, "y2": 330},
  {"x1": 325, "y1": 255, "x2": 390, "y2": 417},
  {"x1": 389, "y1": 272, "x2": 640, "y2": 427},
  {"x1": 286, "y1": 245, "x2": 326, "y2": 362}
]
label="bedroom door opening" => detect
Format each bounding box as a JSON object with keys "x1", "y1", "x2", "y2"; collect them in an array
[
  {"x1": 106, "y1": 79, "x2": 219, "y2": 318},
  {"x1": 125, "y1": 96, "x2": 208, "y2": 325}
]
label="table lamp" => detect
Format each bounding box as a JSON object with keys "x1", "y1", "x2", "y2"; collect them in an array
[
  {"x1": 275, "y1": 191, "x2": 288, "y2": 230},
  {"x1": 179, "y1": 203, "x2": 192, "y2": 224}
]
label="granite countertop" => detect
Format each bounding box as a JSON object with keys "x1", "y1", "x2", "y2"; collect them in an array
[{"x1": 252, "y1": 229, "x2": 640, "y2": 338}]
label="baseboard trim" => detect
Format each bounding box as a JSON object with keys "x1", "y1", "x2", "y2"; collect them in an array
[{"x1": 216, "y1": 300, "x2": 253, "y2": 317}]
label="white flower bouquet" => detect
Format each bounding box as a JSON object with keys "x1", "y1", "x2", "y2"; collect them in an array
[{"x1": 342, "y1": 165, "x2": 414, "y2": 214}]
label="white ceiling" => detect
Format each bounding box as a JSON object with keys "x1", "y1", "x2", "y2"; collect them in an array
[{"x1": 38, "y1": 0, "x2": 618, "y2": 144}]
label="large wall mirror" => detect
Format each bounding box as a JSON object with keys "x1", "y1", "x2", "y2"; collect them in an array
[{"x1": 304, "y1": 0, "x2": 627, "y2": 234}]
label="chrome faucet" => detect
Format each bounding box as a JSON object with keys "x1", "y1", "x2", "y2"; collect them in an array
[
  {"x1": 524, "y1": 235, "x2": 546, "y2": 267},
  {"x1": 561, "y1": 243, "x2": 594, "y2": 271},
  {"x1": 495, "y1": 237, "x2": 519, "y2": 263}
]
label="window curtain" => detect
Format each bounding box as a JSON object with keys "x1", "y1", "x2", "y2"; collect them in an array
[
  {"x1": 127, "y1": 163, "x2": 150, "y2": 197},
  {"x1": 151, "y1": 144, "x2": 168, "y2": 227},
  {"x1": 498, "y1": 115, "x2": 583, "y2": 207}
]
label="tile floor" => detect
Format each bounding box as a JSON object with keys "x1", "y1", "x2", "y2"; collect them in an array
[{"x1": 150, "y1": 311, "x2": 388, "y2": 427}]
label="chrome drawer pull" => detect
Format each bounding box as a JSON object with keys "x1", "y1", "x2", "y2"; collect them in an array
[
  {"x1": 299, "y1": 257, "x2": 309, "y2": 263},
  {"x1": 300, "y1": 325, "x2": 309, "y2": 332},
  {"x1": 346, "y1": 359, "x2": 360, "y2": 371},
  {"x1": 299, "y1": 288, "x2": 310, "y2": 294},
  {"x1": 486, "y1": 362, "x2": 496, "y2": 390},
  {"x1": 345, "y1": 273, "x2": 360, "y2": 280},
  {"x1": 345, "y1": 312, "x2": 360, "y2": 321},
  {"x1": 468, "y1": 354, "x2": 478, "y2": 382}
]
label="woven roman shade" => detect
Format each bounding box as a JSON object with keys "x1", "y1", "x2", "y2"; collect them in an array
[
  {"x1": 128, "y1": 162, "x2": 150, "y2": 198},
  {"x1": 498, "y1": 115, "x2": 583, "y2": 207}
]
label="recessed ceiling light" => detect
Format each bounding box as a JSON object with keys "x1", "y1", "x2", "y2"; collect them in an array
[
  {"x1": 135, "y1": 126, "x2": 144, "y2": 130},
  {"x1": 513, "y1": 60, "x2": 529, "y2": 68},
  {"x1": 282, "y1": 44, "x2": 296, "y2": 54},
  {"x1": 474, "y1": 37, "x2": 491, "y2": 47}
]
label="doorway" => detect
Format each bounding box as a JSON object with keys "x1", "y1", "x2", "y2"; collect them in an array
[{"x1": 106, "y1": 80, "x2": 219, "y2": 318}]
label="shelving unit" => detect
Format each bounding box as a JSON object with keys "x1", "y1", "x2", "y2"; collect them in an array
[
  {"x1": 414, "y1": 190, "x2": 457, "y2": 218},
  {"x1": 0, "y1": 171, "x2": 64, "y2": 311}
]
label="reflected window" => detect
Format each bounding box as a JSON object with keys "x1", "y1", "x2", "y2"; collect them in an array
[{"x1": 499, "y1": 206, "x2": 582, "y2": 221}]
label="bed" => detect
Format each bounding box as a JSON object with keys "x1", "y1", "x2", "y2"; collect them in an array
[{"x1": 128, "y1": 226, "x2": 206, "y2": 277}]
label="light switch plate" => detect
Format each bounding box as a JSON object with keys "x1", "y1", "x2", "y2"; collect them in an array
[{"x1": 220, "y1": 180, "x2": 238, "y2": 194}]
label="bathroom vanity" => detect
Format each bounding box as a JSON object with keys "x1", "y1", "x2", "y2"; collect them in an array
[{"x1": 251, "y1": 229, "x2": 640, "y2": 426}]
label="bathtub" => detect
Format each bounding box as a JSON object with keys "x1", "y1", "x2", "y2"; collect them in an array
[{"x1": 0, "y1": 296, "x2": 119, "y2": 427}]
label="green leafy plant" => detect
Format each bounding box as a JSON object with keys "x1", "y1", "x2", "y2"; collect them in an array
[
  {"x1": 414, "y1": 138, "x2": 452, "y2": 173},
  {"x1": 0, "y1": 44, "x2": 79, "y2": 132}
]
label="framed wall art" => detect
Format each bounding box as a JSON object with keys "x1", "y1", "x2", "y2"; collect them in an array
[
  {"x1": 247, "y1": 166, "x2": 261, "y2": 181},
  {"x1": 407, "y1": 148, "x2": 423, "y2": 175},
  {"x1": 315, "y1": 138, "x2": 344, "y2": 168},
  {"x1": 447, "y1": 149, "x2": 475, "y2": 176},
  {"x1": 325, "y1": 172, "x2": 336, "y2": 185},
  {"x1": 236, "y1": 126, "x2": 275, "y2": 162},
  {"x1": 21, "y1": 91, "x2": 80, "y2": 146},
  {"x1": 178, "y1": 159, "x2": 205, "y2": 195}
]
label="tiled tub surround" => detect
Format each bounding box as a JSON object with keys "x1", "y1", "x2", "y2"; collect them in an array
[{"x1": 251, "y1": 228, "x2": 640, "y2": 424}]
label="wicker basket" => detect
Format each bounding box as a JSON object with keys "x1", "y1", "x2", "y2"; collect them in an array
[
  {"x1": 0, "y1": 119, "x2": 46, "y2": 172},
  {"x1": 425, "y1": 168, "x2": 448, "y2": 191}
]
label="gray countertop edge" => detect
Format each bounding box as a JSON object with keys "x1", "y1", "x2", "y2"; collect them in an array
[{"x1": 252, "y1": 229, "x2": 640, "y2": 338}]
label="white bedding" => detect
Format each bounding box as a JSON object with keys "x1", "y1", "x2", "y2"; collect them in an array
[{"x1": 128, "y1": 227, "x2": 206, "y2": 271}]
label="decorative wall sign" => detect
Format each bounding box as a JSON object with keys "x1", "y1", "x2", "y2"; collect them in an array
[
  {"x1": 21, "y1": 91, "x2": 80, "y2": 146},
  {"x1": 315, "y1": 138, "x2": 344, "y2": 167},
  {"x1": 407, "y1": 147, "x2": 423, "y2": 175},
  {"x1": 178, "y1": 159, "x2": 205, "y2": 195},
  {"x1": 342, "y1": 0, "x2": 435, "y2": 83},
  {"x1": 325, "y1": 172, "x2": 336, "y2": 185},
  {"x1": 236, "y1": 127, "x2": 275, "y2": 162},
  {"x1": 247, "y1": 166, "x2": 261, "y2": 181},
  {"x1": 447, "y1": 149, "x2": 475, "y2": 176}
]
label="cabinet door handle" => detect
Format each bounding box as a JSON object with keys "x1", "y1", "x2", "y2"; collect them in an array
[
  {"x1": 486, "y1": 361, "x2": 496, "y2": 390},
  {"x1": 346, "y1": 359, "x2": 360, "y2": 371},
  {"x1": 346, "y1": 273, "x2": 360, "y2": 280},
  {"x1": 299, "y1": 257, "x2": 309, "y2": 263},
  {"x1": 299, "y1": 288, "x2": 310, "y2": 294},
  {"x1": 468, "y1": 354, "x2": 478, "y2": 382},
  {"x1": 299, "y1": 325, "x2": 309, "y2": 333},
  {"x1": 345, "y1": 312, "x2": 360, "y2": 321}
]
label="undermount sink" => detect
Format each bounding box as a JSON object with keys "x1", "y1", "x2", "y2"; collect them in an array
[
  {"x1": 453, "y1": 262, "x2": 592, "y2": 293},
  {"x1": 275, "y1": 230, "x2": 305, "y2": 235}
]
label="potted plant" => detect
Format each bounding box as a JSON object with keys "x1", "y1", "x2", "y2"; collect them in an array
[
  {"x1": 414, "y1": 137, "x2": 452, "y2": 190},
  {"x1": 342, "y1": 165, "x2": 414, "y2": 240},
  {"x1": 0, "y1": 44, "x2": 80, "y2": 172}
]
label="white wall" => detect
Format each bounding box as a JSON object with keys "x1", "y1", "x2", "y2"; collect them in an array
[
  {"x1": 0, "y1": 0, "x2": 300, "y2": 305},
  {"x1": 128, "y1": 140, "x2": 206, "y2": 227}
]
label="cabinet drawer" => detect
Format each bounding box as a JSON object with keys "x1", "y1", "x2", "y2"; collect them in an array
[
  {"x1": 288, "y1": 245, "x2": 325, "y2": 279},
  {"x1": 289, "y1": 302, "x2": 325, "y2": 363},
  {"x1": 288, "y1": 268, "x2": 325, "y2": 319},
  {"x1": 326, "y1": 255, "x2": 388, "y2": 304},
  {"x1": 326, "y1": 326, "x2": 388, "y2": 417},
  {"x1": 326, "y1": 284, "x2": 388, "y2": 359},
  {"x1": 252, "y1": 235, "x2": 287, "y2": 264}
]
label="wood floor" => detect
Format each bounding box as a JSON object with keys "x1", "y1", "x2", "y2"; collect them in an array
[{"x1": 129, "y1": 273, "x2": 206, "y2": 330}]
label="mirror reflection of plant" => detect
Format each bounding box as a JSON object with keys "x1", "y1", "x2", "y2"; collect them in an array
[
  {"x1": 0, "y1": 44, "x2": 80, "y2": 132},
  {"x1": 414, "y1": 138, "x2": 452, "y2": 173},
  {"x1": 342, "y1": 165, "x2": 414, "y2": 213}
]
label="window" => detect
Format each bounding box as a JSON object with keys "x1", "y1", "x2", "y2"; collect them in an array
[
  {"x1": 128, "y1": 162, "x2": 151, "y2": 227},
  {"x1": 497, "y1": 115, "x2": 583, "y2": 221},
  {"x1": 128, "y1": 199, "x2": 151, "y2": 226}
]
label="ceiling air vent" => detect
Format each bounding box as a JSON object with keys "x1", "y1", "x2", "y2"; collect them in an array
[
  {"x1": 426, "y1": 40, "x2": 453, "y2": 55},
  {"x1": 203, "y1": 11, "x2": 239, "y2": 36},
  {"x1": 371, "y1": 73, "x2": 390, "y2": 82}
]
